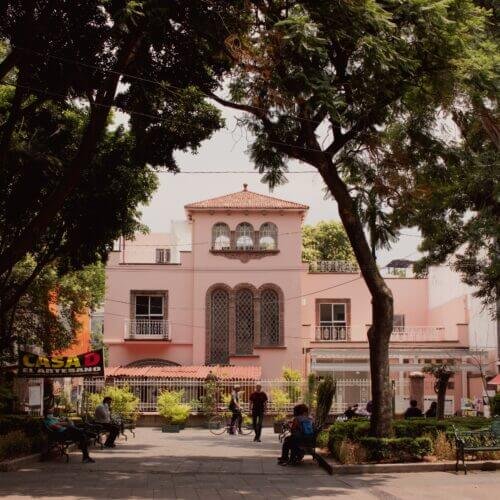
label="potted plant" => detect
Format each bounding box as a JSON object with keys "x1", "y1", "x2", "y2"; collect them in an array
[
  {"x1": 271, "y1": 389, "x2": 290, "y2": 433},
  {"x1": 158, "y1": 390, "x2": 190, "y2": 432},
  {"x1": 201, "y1": 379, "x2": 220, "y2": 428}
]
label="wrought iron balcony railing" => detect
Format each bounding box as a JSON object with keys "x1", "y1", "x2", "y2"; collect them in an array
[{"x1": 124, "y1": 319, "x2": 170, "y2": 340}]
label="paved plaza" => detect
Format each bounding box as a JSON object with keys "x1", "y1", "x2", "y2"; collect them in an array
[{"x1": 0, "y1": 428, "x2": 498, "y2": 499}]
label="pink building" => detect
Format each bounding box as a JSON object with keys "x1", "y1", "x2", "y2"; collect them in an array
[{"x1": 104, "y1": 185, "x2": 498, "y2": 413}]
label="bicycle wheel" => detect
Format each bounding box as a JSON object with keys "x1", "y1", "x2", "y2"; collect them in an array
[
  {"x1": 208, "y1": 415, "x2": 226, "y2": 435},
  {"x1": 240, "y1": 423, "x2": 253, "y2": 435}
]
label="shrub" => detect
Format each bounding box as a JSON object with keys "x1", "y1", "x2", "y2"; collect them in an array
[
  {"x1": 432, "y1": 431, "x2": 455, "y2": 460},
  {"x1": 492, "y1": 393, "x2": 500, "y2": 417},
  {"x1": 316, "y1": 429, "x2": 329, "y2": 449},
  {"x1": 0, "y1": 415, "x2": 45, "y2": 438},
  {"x1": 270, "y1": 389, "x2": 290, "y2": 422},
  {"x1": 157, "y1": 390, "x2": 190, "y2": 425},
  {"x1": 315, "y1": 376, "x2": 336, "y2": 428},
  {"x1": 86, "y1": 386, "x2": 140, "y2": 421},
  {"x1": 359, "y1": 437, "x2": 432, "y2": 462},
  {"x1": 282, "y1": 367, "x2": 302, "y2": 401},
  {"x1": 337, "y1": 439, "x2": 367, "y2": 464},
  {"x1": 0, "y1": 431, "x2": 32, "y2": 461}
]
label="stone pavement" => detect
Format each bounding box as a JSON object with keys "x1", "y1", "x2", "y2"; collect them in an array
[{"x1": 0, "y1": 427, "x2": 498, "y2": 499}]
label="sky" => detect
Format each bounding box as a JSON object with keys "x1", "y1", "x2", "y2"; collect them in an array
[{"x1": 132, "y1": 104, "x2": 423, "y2": 266}]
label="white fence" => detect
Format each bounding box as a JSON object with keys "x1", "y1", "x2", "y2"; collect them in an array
[{"x1": 82, "y1": 377, "x2": 430, "y2": 415}]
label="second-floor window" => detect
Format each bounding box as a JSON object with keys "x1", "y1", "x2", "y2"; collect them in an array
[
  {"x1": 259, "y1": 222, "x2": 277, "y2": 250},
  {"x1": 393, "y1": 314, "x2": 405, "y2": 330},
  {"x1": 155, "y1": 248, "x2": 171, "y2": 263},
  {"x1": 236, "y1": 222, "x2": 254, "y2": 249},
  {"x1": 135, "y1": 295, "x2": 164, "y2": 320},
  {"x1": 212, "y1": 222, "x2": 231, "y2": 250}
]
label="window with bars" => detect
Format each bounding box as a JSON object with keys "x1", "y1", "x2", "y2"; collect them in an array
[
  {"x1": 212, "y1": 223, "x2": 231, "y2": 250},
  {"x1": 155, "y1": 248, "x2": 171, "y2": 263},
  {"x1": 393, "y1": 314, "x2": 405, "y2": 329},
  {"x1": 235, "y1": 289, "x2": 254, "y2": 354},
  {"x1": 259, "y1": 222, "x2": 278, "y2": 250},
  {"x1": 260, "y1": 288, "x2": 280, "y2": 346},
  {"x1": 209, "y1": 288, "x2": 230, "y2": 364},
  {"x1": 235, "y1": 222, "x2": 254, "y2": 250}
]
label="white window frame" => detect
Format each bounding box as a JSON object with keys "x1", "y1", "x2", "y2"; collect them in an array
[
  {"x1": 319, "y1": 302, "x2": 347, "y2": 327},
  {"x1": 155, "y1": 248, "x2": 171, "y2": 263},
  {"x1": 235, "y1": 222, "x2": 254, "y2": 250},
  {"x1": 135, "y1": 295, "x2": 164, "y2": 320}
]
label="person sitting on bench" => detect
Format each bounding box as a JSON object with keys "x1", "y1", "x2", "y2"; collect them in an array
[
  {"x1": 278, "y1": 404, "x2": 314, "y2": 465},
  {"x1": 94, "y1": 396, "x2": 120, "y2": 448},
  {"x1": 43, "y1": 408, "x2": 94, "y2": 463}
]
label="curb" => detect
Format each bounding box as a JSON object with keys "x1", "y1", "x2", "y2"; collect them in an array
[
  {"x1": 0, "y1": 453, "x2": 41, "y2": 472},
  {"x1": 323, "y1": 458, "x2": 500, "y2": 474}
]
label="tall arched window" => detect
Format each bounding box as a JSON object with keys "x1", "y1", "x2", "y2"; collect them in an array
[
  {"x1": 236, "y1": 223, "x2": 254, "y2": 250},
  {"x1": 209, "y1": 288, "x2": 230, "y2": 364},
  {"x1": 235, "y1": 288, "x2": 254, "y2": 354},
  {"x1": 260, "y1": 288, "x2": 280, "y2": 346},
  {"x1": 259, "y1": 222, "x2": 278, "y2": 250},
  {"x1": 212, "y1": 223, "x2": 230, "y2": 250}
]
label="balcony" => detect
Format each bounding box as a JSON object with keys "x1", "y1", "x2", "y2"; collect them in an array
[
  {"x1": 309, "y1": 261, "x2": 359, "y2": 273},
  {"x1": 124, "y1": 319, "x2": 170, "y2": 340},
  {"x1": 390, "y1": 326, "x2": 446, "y2": 342},
  {"x1": 314, "y1": 325, "x2": 447, "y2": 343},
  {"x1": 315, "y1": 325, "x2": 352, "y2": 342}
]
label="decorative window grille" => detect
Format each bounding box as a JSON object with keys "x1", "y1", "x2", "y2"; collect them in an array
[
  {"x1": 155, "y1": 248, "x2": 171, "y2": 263},
  {"x1": 260, "y1": 289, "x2": 280, "y2": 346},
  {"x1": 235, "y1": 289, "x2": 254, "y2": 354},
  {"x1": 393, "y1": 314, "x2": 405, "y2": 330},
  {"x1": 210, "y1": 289, "x2": 230, "y2": 364},
  {"x1": 259, "y1": 222, "x2": 277, "y2": 250},
  {"x1": 212, "y1": 223, "x2": 231, "y2": 250},
  {"x1": 235, "y1": 222, "x2": 254, "y2": 250}
]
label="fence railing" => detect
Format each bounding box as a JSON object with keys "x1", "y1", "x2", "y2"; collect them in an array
[
  {"x1": 308, "y1": 261, "x2": 360, "y2": 273},
  {"x1": 124, "y1": 319, "x2": 170, "y2": 340},
  {"x1": 83, "y1": 377, "x2": 416, "y2": 415},
  {"x1": 391, "y1": 326, "x2": 446, "y2": 342}
]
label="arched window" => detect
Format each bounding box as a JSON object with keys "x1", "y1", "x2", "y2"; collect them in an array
[
  {"x1": 260, "y1": 288, "x2": 280, "y2": 346},
  {"x1": 235, "y1": 288, "x2": 254, "y2": 354},
  {"x1": 209, "y1": 288, "x2": 230, "y2": 364},
  {"x1": 259, "y1": 222, "x2": 278, "y2": 250},
  {"x1": 236, "y1": 222, "x2": 254, "y2": 250},
  {"x1": 212, "y1": 223, "x2": 230, "y2": 250}
]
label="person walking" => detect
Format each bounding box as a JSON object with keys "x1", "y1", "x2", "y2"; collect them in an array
[{"x1": 249, "y1": 384, "x2": 268, "y2": 442}]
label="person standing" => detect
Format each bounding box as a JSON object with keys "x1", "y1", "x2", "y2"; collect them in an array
[
  {"x1": 94, "y1": 396, "x2": 120, "y2": 447},
  {"x1": 229, "y1": 385, "x2": 243, "y2": 434},
  {"x1": 249, "y1": 384, "x2": 268, "y2": 442}
]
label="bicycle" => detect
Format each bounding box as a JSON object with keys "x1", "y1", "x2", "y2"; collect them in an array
[{"x1": 208, "y1": 412, "x2": 254, "y2": 436}]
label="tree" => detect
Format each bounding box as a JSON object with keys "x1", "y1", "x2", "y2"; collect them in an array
[
  {"x1": 212, "y1": 1, "x2": 488, "y2": 436},
  {"x1": 0, "y1": 1, "x2": 250, "y2": 281},
  {"x1": 423, "y1": 363, "x2": 454, "y2": 420},
  {"x1": 4, "y1": 259, "x2": 104, "y2": 360},
  {"x1": 302, "y1": 221, "x2": 355, "y2": 263}
]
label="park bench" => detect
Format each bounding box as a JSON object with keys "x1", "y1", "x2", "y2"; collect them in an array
[
  {"x1": 453, "y1": 416, "x2": 500, "y2": 474},
  {"x1": 41, "y1": 424, "x2": 74, "y2": 463},
  {"x1": 280, "y1": 424, "x2": 333, "y2": 475},
  {"x1": 80, "y1": 415, "x2": 108, "y2": 449}
]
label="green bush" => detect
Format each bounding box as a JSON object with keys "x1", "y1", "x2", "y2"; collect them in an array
[
  {"x1": 492, "y1": 394, "x2": 500, "y2": 416},
  {"x1": 282, "y1": 367, "x2": 302, "y2": 402},
  {"x1": 157, "y1": 390, "x2": 190, "y2": 425},
  {"x1": 86, "y1": 386, "x2": 140, "y2": 421},
  {"x1": 0, "y1": 415, "x2": 45, "y2": 438},
  {"x1": 316, "y1": 429, "x2": 329, "y2": 449},
  {"x1": 270, "y1": 389, "x2": 290, "y2": 422},
  {"x1": 0, "y1": 430, "x2": 32, "y2": 461},
  {"x1": 359, "y1": 437, "x2": 432, "y2": 462}
]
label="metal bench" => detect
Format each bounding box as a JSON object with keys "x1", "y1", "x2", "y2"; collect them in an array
[
  {"x1": 41, "y1": 425, "x2": 74, "y2": 463},
  {"x1": 453, "y1": 417, "x2": 500, "y2": 474}
]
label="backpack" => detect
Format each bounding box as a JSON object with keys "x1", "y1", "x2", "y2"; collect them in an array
[{"x1": 300, "y1": 419, "x2": 314, "y2": 436}]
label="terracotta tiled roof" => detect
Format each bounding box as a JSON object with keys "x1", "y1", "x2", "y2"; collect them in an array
[
  {"x1": 185, "y1": 184, "x2": 308, "y2": 210},
  {"x1": 105, "y1": 365, "x2": 262, "y2": 380}
]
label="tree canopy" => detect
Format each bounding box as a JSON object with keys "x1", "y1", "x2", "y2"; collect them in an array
[
  {"x1": 213, "y1": 0, "x2": 492, "y2": 436},
  {"x1": 302, "y1": 220, "x2": 355, "y2": 263}
]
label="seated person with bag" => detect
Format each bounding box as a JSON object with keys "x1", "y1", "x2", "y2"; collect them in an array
[
  {"x1": 94, "y1": 396, "x2": 120, "y2": 448},
  {"x1": 43, "y1": 407, "x2": 95, "y2": 463},
  {"x1": 278, "y1": 404, "x2": 314, "y2": 465}
]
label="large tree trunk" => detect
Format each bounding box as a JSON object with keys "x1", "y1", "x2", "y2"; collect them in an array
[{"x1": 320, "y1": 165, "x2": 394, "y2": 437}]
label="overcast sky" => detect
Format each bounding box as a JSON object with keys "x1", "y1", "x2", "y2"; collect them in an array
[{"x1": 135, "y1": 105, "x2": 422, "y2": 265}]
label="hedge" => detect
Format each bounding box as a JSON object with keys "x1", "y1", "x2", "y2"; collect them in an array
[
  {"x1": 0, "y1": 415, "x2": 45, "y2": 437},
  {"x1": 327, "y1": 416, "x2": 492, "y2": 463}
]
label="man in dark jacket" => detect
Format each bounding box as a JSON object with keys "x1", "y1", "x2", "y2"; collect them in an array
[{"x1": 404, "y1": 399, "x2": 423, "y2": 418}]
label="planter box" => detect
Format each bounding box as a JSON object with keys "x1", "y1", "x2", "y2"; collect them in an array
[
  {"x1": 162, "y1": 425, "x2": 181, "y2": 433},
  {"x1": 274, "y1": 422, "x2": 285, "y2": 433}
]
